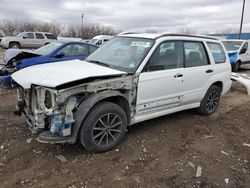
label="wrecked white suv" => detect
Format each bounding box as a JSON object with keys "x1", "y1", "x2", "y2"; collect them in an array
[{"x1": 12, "y1": 33, "x2": 232, "y2": 152}]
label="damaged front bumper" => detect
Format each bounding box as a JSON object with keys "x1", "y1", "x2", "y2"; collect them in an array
[{"x1": 16, "y1": 86, "x2": 78, "y2": 143}]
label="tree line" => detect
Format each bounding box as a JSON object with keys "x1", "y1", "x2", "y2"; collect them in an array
[{"x1": 0, "y1": 19, "x2": 117, "y2": 39}]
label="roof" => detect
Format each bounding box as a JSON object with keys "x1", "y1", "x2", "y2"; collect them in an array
[{"x1": 119, "y1": 32, "x2": 218, "y2": 40}]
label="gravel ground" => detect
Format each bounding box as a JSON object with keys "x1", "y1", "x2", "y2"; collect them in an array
[{"x1": 0, "y1": 48, "x2": 250, "y2": 188}]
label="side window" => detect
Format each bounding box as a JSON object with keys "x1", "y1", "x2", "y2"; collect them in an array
[
  {"x1": 96, "y1": 40, "x2": 102, "y2": 45},
  {"x1": 45, "y1": 34, "x2": 57, "y2": 40},
  {"x1": 146, "y1": 41, "x2": 184, "y2": 72},
  {"x1": 207, "y1": 42, "x2": 226, "y2": 64},
  {"x1": 23, "y1": 33, "x2": 34, "y2": 39},
  {"x1": 35, "y1": 33, "x2": 45, "y2": 39},
  {"x1": 89, "y1": 45, "x2": 98, "y2": 54},
  {"x1": 58, "y1": 44, "x2": 88, "y2": 56},
  {"x1": 71, "y1": 44, "x2": 88, "y2": 56},
  {"x1": 184, "y1": 42, "x2": 209, "y2": 67}
]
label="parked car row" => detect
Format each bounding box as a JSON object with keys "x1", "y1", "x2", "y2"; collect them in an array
[
  {"x1": 4, "y1": 33, "x2": 232, "y2": 152},
  {"x1": 0, "y1": 41, "x2": 98, "y2": 88},
  {"x1": 0, "y1": 31, "x2": 113, "y2": 49}
]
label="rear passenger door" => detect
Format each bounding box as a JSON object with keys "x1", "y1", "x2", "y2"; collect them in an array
[
  {"x1": 180, "y1": 41, "x2": 214, "y2": 104},
  {"x1": 35, "y1": 33, "x2": 45, "y2": 48},
  {"x1": 136, "y1": 41, "x2": 185, "y2": 115}
]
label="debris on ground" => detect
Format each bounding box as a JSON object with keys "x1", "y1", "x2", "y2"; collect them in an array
[
  {"x1": 26, "y1": 138, "x2": 33, "y2": 144},
  {"x1": 196, "y1": 166, "x2": 202, "y2": 177},
  {"x1": 243, "y1": 143, "x2": 250, "y2": 147},
  {"x1": 221, "y1": 150, "x2": 229, "y2": 156},
  {"x1": 224, "y1": 178, "x2": 229, "y2": 184},
  {"x1": 202, "y1": 135, "x2": 214, "y2": 139},
  {"x1": 188, "y1": 161, "x2": 195, "y2": 169},
  {"x1": 56, "y1": 155, "x2": 68, "y2": 163}
]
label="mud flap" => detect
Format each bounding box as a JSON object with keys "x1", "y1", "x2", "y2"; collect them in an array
[{"x1": 231, "y1": 73, "x2": 250, "y2": 95}]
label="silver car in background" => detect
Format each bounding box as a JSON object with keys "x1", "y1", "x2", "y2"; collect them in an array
[{"x1": 0, "y1": 32, "x2": 57, "y2": 49}]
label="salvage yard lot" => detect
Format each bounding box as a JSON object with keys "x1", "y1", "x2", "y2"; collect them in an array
[{"x1": 0, "y1": 47, "x2": 250, "y2": 188}]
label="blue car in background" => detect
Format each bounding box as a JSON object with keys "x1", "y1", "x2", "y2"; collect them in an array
[{"x1": 0, "y1": 41, "x2": 98, "y2": 88}]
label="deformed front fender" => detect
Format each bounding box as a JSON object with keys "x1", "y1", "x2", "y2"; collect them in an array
[{"x1": 70, "y1": 90, "x2": 129, "y2": 142}]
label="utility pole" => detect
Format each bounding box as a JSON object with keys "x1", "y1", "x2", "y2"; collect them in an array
[
  {"x1": 81, "y1": 13, "x2": 84, "y2": 38},
  {"x1": 239, "y1": 0, "x2": 246, "y2": 39}
]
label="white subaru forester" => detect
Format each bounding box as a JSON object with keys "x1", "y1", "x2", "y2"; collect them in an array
[{"x1": 12, "y1": 33, "x2": 232, "y2": 152}]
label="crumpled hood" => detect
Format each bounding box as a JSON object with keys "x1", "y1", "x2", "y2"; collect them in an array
[
  {"x1": 12, "y1": 60, "x2": 126, "y2": 89},
  {"x1": 4, "y1": 49, "x2": 40, "y2": 65}
]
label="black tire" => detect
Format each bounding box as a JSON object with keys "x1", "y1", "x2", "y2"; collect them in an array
[
  {"x1": 197, "y1": 85, "x2": 221, "y2": 116},
  {"x1": 9, "y1": 42, "x2": 20, "y2": 49},
  {"x1": 232, "y1": 62, "x2": 240, "y2": 72},
  {"x1": 79, "y1": 101, "x2": 127, "y2": 153}
]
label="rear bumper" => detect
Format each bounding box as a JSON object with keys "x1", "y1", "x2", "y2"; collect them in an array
[{"x1": 0, "y1": 75, "x2": 13, "y2": 89}]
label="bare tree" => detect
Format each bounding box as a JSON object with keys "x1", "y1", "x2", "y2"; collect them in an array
[
  {"x1": 0, "y1": 19, "x2": 62, "y2": 37},
  {"x1": 145, "y1": 29, "x2": 158, "y2": 33},
  {"x1": 63, "y1": 24, "x2": 117, "y2": 39},
  {"x1": 177, "y1": 28, "x2": 197, "y2": 35},
  {"x1": 0, "y1": 19, "x2": 117, "y2": 38},
  {"x1": 0, "y1": 19, "x2": 17, "y2": 36}
]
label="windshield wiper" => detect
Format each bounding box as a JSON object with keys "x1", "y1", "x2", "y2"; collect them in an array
[{"x1": 87, "y1": 60, "x2": 110, "y2": 67}]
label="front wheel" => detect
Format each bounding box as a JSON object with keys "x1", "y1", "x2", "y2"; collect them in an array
[
  {"x1": 197, "y1": 85, "x2": 221, "y2": 116},
  {"x1": 9, "y1": 42, "x2": 20, "y2": 49},
  {"x1": 79, "y1": 101, "x2": 127, "y2": 153}
]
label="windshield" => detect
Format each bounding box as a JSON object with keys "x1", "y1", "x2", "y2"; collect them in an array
[
  {"x1": 16, "y1": 33, "x2": 24, "y2": 37},
  {"x1": 34, "y1": 42, "x2": 63, "y2": 55},
  {"x1": 86, "y1": 37, "x2": 154, "y2": 73},
  {"x1": 222, "y1": 41, "x2": 243, "y2": 51}
]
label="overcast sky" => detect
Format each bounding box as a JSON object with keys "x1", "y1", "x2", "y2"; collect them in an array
[{"x1": 0, "y1": 0, "x2": 249, "y2": 34}]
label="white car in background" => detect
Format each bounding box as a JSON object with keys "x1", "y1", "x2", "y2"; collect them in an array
[
  {"x1": 222, "y1": 39, "x2": 250, "y2": 72},
  {"x1": 0, "y1": 32, "x2": 57, "y2": 49},
  {"x1": 12, "y1": 33, "x2": 231, "y2": 152},
  {"x1": 88, "y1": 35, "x2": 113, "y2": 46}
]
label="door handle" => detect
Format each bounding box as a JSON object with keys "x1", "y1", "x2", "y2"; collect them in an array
[
  {"x1": 206, "y1": 69, "x2": 213, "y2": 73},
  {"x1": 174, "y1": 73, "x2": 183, "y2": 78}
]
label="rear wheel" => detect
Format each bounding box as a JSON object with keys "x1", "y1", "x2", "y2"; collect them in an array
[
  {"x1": 9, "y1": 42, "x2": 20, "y2": 49},
  {"x1": 198, "y1": 85, "x2": 221, "y2": 116},
  {"x1": 79, "y1": 101, "x2": 127, "y2": 152}
]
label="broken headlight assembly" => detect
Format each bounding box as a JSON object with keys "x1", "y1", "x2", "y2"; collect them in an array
[{"x1": 44, "y1": 89, "x2": 56, "y2": 109}]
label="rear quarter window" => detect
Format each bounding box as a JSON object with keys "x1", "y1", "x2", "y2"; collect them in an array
[
  {"x1": 207, "y1": 42, "x2": 226, "y2": 64},
  {"x1": 45, "y1": 34, "x2": 57, "y2": 40}
]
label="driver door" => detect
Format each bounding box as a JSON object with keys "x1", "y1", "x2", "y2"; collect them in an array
[{"x1": 136, "y1": 41, "x2": 185, "y2": 116}]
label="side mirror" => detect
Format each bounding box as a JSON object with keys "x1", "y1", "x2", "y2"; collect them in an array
[
  {"x1": 54, "y1": 52, "x2": 65, "y2": 58},
  {"x1": 240, "y1": 48, "x2": 247, "y2": 54},
  {"x1": 23, "y1": 36, "x2": 27, "y2": 39}
]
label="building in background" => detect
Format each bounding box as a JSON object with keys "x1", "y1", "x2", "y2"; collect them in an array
[{"x1": 210, "y1": 33, "x2": 250, "y2": 40}]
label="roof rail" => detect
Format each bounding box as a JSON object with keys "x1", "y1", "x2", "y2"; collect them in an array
[{"x1": 156, "y1": 33, "x2": 219, "y2": 40}]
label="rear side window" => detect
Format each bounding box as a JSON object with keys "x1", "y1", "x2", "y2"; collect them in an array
[
  {"x1": 184, "y1": 42, "x2": 209, "y2": 67},
  {"x1": 35, "y1": 33, "x2": 44, "y2": 39},
  {"x1": 45, "y1": 34, "x2": 57, "y2": 40},
  {"x1": 207, "y1": 42, "x2": 226, "y2": 64}
]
